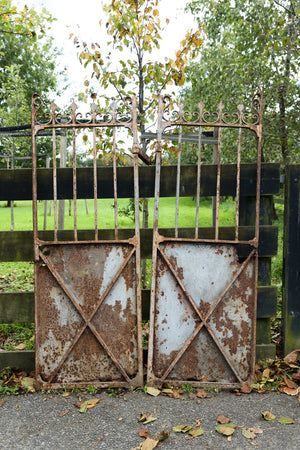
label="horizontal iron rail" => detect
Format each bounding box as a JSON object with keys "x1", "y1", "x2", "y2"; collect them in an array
[{"x1": 0, "y1": 226, "x2": 278, "y2": 261}]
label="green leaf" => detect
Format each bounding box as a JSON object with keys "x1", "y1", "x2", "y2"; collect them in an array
[
  {"x1": 278, "y1": 417, "x2": 295, "y2": 424},
  {"x1": 215, "y1": 423, "x2": 236, "y2": 436},
  {"x1": 189, "y1": 427, "x2": 204, "y2": 437}
]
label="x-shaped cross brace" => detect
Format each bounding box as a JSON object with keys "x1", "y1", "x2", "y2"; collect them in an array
[
  {"x1": 38, "y1": 244, "x2": 137, "y2": 384},
  {"x1": 155, "y1": 245, "x2": 256, "y2": 384}
]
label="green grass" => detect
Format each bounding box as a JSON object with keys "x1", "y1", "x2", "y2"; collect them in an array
[{"x1": 0, "y1": 197, "x2": 236, "y2": 231}]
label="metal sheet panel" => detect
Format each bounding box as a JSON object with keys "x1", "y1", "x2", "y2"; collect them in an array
[
  {"x1": 35, "y1": 243, "x2": 140, "y2": 388},
  {"x1": 148, "y1": 242, "x2": 256, "y2": 387}
]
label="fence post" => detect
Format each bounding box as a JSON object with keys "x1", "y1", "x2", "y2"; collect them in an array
[
  {"x1": 239, "y1": 194, "x2": 277, "y2": 360},
  {"x1": 283, "y1": 164, "x2": 300, "y2": 356}
]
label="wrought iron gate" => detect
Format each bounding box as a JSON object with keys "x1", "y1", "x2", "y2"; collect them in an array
[
  {"x1": 147, "y1": 91, "x2": 263, "y2": 388},
  {"x1": 31, "y1": 95, "x2": 143, "y2": 388}
]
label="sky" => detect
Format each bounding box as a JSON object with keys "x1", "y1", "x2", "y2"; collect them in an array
[{"x1": 13, "y1": 0, "x2": 199, "y2": 106}]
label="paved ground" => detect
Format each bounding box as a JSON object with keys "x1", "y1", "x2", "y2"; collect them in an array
[{"x1": 0, "y1": 390, "x2": 299, "y2": 449}]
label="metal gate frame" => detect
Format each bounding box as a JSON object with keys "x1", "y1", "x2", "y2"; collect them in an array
[
  {"x1": 147, "y1": 90, "x2": 263, "y2": 388},
  {"x1": 31, "y1": 94, "x2": 143, "y2": 389}
]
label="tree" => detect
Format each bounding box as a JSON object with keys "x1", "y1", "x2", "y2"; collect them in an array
[
  {"x1": 0, "y1": 0, "x2": 61, "y2": 111},
  {"x1": 0, "y1": 1, "x2": 64, "y2": 169},
  {"x1": 184, "y1": 0, "x2": 300, "y2": 164},
  {"x1": 75, "y1": 0, "x2": 203, "y2": 158}
]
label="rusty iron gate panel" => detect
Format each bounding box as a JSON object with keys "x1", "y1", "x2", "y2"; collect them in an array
[
  {"x1": 147, "y1": 91, "x2": 263, "y2": 388},
  {"x1": 31, "y1": 95, "x2": 143, "y2": 388}
]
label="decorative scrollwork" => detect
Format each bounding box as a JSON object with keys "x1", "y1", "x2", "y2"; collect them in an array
[
  {"x1": 31, "y1": 95, "x2": 134, "y2": 128},
  {"x1": 160, "y1": 89, "x2": 262, "y2": 130}
]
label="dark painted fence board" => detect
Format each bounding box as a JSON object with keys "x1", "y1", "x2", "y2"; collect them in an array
[
  {"x1": 0, "y1": 163, "x2": 280, "y2": 200},
  {"x1": 0, "y1": 286, "x2": 277, "y2": 324}
]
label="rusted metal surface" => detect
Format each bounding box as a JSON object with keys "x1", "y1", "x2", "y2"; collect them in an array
[
  {"x1": 148, "y1": 90, "x2": 263, "y2": 388},
  {"x1": 32, "y1": 95, "x2": 143, "y2": 388}
]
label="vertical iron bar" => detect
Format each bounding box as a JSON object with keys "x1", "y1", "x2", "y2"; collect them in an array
[
  {"x1": 131, "y1": 95, "x2": 143, "y2": 385},
  {"x1": 175, "y1": 125, "x2": 182, "y2": 238},
  {"x1": 72, "y1": 127, "x2": 78, "y2": 241},
  {"x1": 195, "y1": 126, "x2": 203, "y2": 239},
  {"x1": 53, "y1": 128, "x2": 58, "y2": 242},
  {"x1": 93, "y1": 127, "x2": 98, "y2": 241},
  {"x1": 215, "y1": 128, "x2": 222, "y2": 240},
  {"x1": 31, "y1": 98, "x2": 39, "y2": 261},
  {"x1": 147, "y1": 95, "x2": 164, "y2": 382},
  {"x1": 113, "y1": 126, "x2": 118, "y2": 240},
  {"x1": 235, "y1": 127, "x2": 242, "y2": 241}
]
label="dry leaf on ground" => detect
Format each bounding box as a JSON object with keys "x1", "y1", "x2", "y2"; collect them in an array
[
  {"x1": 146, "y1": 387, "x2": 161, "y2": 397},
  {"x1": 217, "y1": 414, "x2": 230, "y2": 424},
  {"x1": 242, "y1": 428, "x2": 256, "y2": 439},
  {"x1": 139, "y1": 429, "x2": 149, "y2": 439},
  {"x1": 215, "y1": 423, "x2": 236, "y2": 436},
  {"x1": 240, "y1": 384, "x2": 252, "y2": 394},
  {"x1": 157, "y1": 430, "x2": 170, "y2": 442},
  {"x1": 280, "y1": 386, "x2": 300, "y2": 396},
  {"x1": 138, "y1": 413, "x2": 157, "y2": 425},
  {"x1": 284, "y1": 350, "x2": 300, "y2": 364},
  {"x1": 140, "y1": 437, "x2": 159, "y2": 450},
  {"x1": 283, "y1": 375, "x2": 298, "y2": 389},
  {"x1": 262, "y1": 411, "x2": 276, "y2": 421},
  {"x1": 75, "y1": 398, "x2": 100, "y2": 413},
  {"x1": 196, "y1": 389, "x2": 209, "y2": 398},
  {"x1": 172, "y1": 424, "x2": 193, "y2": 433},
  {"x1": 15, "y1": 343, "x2": 26, "y2": 350},
  {"x1": 188, "y1": 427, "x2": 204, "y2": 437},
  {"x1": 0, "y1": 398, "x2": 3, "y2": 407}
]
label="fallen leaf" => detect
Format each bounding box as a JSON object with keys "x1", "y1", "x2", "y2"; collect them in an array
[
  {"x1": 281, "y1": 387, "x2": 300, "y2": 396},
  {"x1": 146, "y1": 387, "x2": 161, "y2": 397},
  {"x1": 189, "y1": 393, "x2": 197, "y2": 399},
  {"x1": 278, "y1": 417, "x2": 295, "y2": 424},
  {"x1": 21, "y1": 377, "x2": 35, "y2": 392},
  {"x1": 188, "y1": 427, "x2": 204, "y2": 437},
  {"x1": 284, "y1": 349, "x2": 300, "y2": 364},
  {"x1": 242, "y1": 428, "x2": 256, "y2": 439},
  {"x1": 75, "y1": 398, "x2": 100, "y2": 413},
  {"x1": 138, "y1": 413, "x2": 157, "y2": 424},
  {"x1": 15, "y1": 343, "x2": 26, "y2": 350},
  {"x1": 240, "y1": 384, "x2": 252, "y2": 394},
  {"x1": 248, "y1": 427, "x2": 263, "y2": 435},
  {"x1": 62, "y1": 392, "x2": 71, "y2": 397},
  {"x1": 139, "y1": 429, "x2": 149, "y2": 439},
  {"x1": 196, "y1": 389, "x2": 208, "y2": 398},
  {"x1": 216, "y1": 424, "x2": 236, "y2": 436},
  {"x1": 284, "y1": 375, "x2": 298, "y2": 389},
  {"x1": 172, "y1": 424, "x2": 193, "y2": 433},
  {"x1": 161, "y1": 388, "x2": 173, "y2": 395},
  {"x1": 292, "y1": 369, "x2": 300, "y2": 382},
  {"x1": 262, "y1": 411, "x2": 276, "y2": 421},
  {"x1": 217, "y1": 414, "x2": 230, "y2": 424},
  {"x1": 157, "y1": 430, "x2": 170, "y2": 442},
  {"x1": 262, "y1": 368, "x2": 270, "y2": 378},
  {"x1": 0, "y1": 398, "x2": 3, "y2": 407},
  {"x1": 140, "y1": 438, "x2": 159, "y2": 450},
  {"x1": 118, "y1": 417, "x2": 123, "y2": 421}
]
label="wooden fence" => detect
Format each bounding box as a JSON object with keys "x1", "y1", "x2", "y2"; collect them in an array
[
  {"x1": 0, "y1": 163, "x2": 280, "y2": 372},
  {"x1": 283, "y1": 164, "x2": 300, "y2": 355}
]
